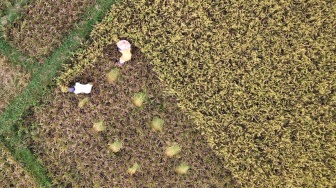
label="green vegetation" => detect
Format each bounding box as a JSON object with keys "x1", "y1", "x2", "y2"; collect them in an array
[
  {"x1": 0, "y1": 0, "x2": 117, "y2": 187},
  {"x1": 0, "y1": 53, "x2": 30, "y2": 113},
  {"x1": 59, "y1": 0, "x2": 335, "y2": 187},
  {"x1": 0, "y1": 0, "x2": 32, "y2": 22},
  {"x1": 0, "y1": 1, "x2": 9, "y2": 11},
  {"x1": 0, "y1": 39, "x2": 37, "y2": 71},
  {"x1": 4, "y1": 0, "x2": 99, "y2": 60},
  {"x1": 0, "y1": 0, "x2": 118, "y2": 135},
  {"x1": 0, "y1": 0, "x2": 37, "y2": 71},
  {"x1": 0, "y1": 0, "x2": 12, "y2": 16},
  {"x1": 0, "y1": 142, "x2": 38, "y2": 187},
  {"x1": 0, "y1": 0, "x2": 334, "y2": 187},
  {"x1": 0, "y1": 137, "x2": 52, "y2": 187}
]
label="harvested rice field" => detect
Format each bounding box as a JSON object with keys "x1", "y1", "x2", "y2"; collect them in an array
[
  {"x1": 0, "y1": 0, "x2": 32, "y2": 28},
  {"x1": 4, "y1": 0, "x2": 98, "y2": 61},
  {"x1": 23, "y1": 47, "x2": 236, "y2": 187},
  {"x1": 0, "y1": 53, "x2": 30, "y2": 113},
  {"x1": 0, "y1": 0, "x2": 335, "y2": 187}
]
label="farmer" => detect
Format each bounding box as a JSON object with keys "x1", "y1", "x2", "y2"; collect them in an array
[
  {"x1": 117, "y1": 40, "x2": 132, "y2": 66},
  {"x1": 68, "y1": 82, "x2": 93, "y2": 94}
]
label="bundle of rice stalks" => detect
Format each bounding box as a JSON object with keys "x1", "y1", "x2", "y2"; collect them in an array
[
  {"x1": 165, "y1": 143, "x2": 181, "y2": 158},
  {"x1": 132, "y1": 92, "x2": 146, "y2": 107},
  {"x1": 93, "y1": 120, "x2": 105, "y2": 132},
  {"x1": 127, "y1": 163, "x2": 140, "y2": 175},
  {"x1": 175, "y1": 163, "x2": 189, "y2": 175},
  {"x1": 150, "y1": 117, "x2": 164, "y2": 132},
  {"x1": 106, "y1": 68, "x2": 120, "y2": 83},
  {"x1": 109, "y1": 140, "x2": 123, "y2": 153}
]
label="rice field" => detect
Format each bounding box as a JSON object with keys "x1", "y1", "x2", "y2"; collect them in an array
[
  {"x1": 0, "y1": 0, "x2": 335, "y2": 187},
  {"x1": 4, "y1": 0, "x2": 99, "y2": 61},
  {"x1": 0, "y1": 142, "x2": 38, "y2": 187},
  {"x1": 0, "y1": 53, "x2": 30, "y2": 113}
]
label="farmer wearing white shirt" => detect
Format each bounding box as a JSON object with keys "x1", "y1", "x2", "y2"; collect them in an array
[{"x1": 68, "y1": 82, "x2": 93, "y2": 94}]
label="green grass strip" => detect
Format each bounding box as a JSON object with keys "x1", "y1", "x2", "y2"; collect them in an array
[
  {"x1": 0, "y1": 136, "x2": 49, "y2": 187},
  {"x1": 0, "y1": 0, "x2": 117, "y2": 187}
]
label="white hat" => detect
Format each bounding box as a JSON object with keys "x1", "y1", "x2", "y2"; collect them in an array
[{"x1": 117, "y1": 40, "x2": 131, "y2": 50}]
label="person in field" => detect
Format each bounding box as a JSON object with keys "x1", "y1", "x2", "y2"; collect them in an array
[
  {"x1": 68, "y1": 82, "x2": 93, "y2": 94},
  {"x1": 117, "y1": 40, "x2": 132, "y2": 66}
]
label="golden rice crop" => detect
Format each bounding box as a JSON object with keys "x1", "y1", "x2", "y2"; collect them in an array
[{"x1": 58, "y1": 0, "x2": 336, "y2": 186}]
